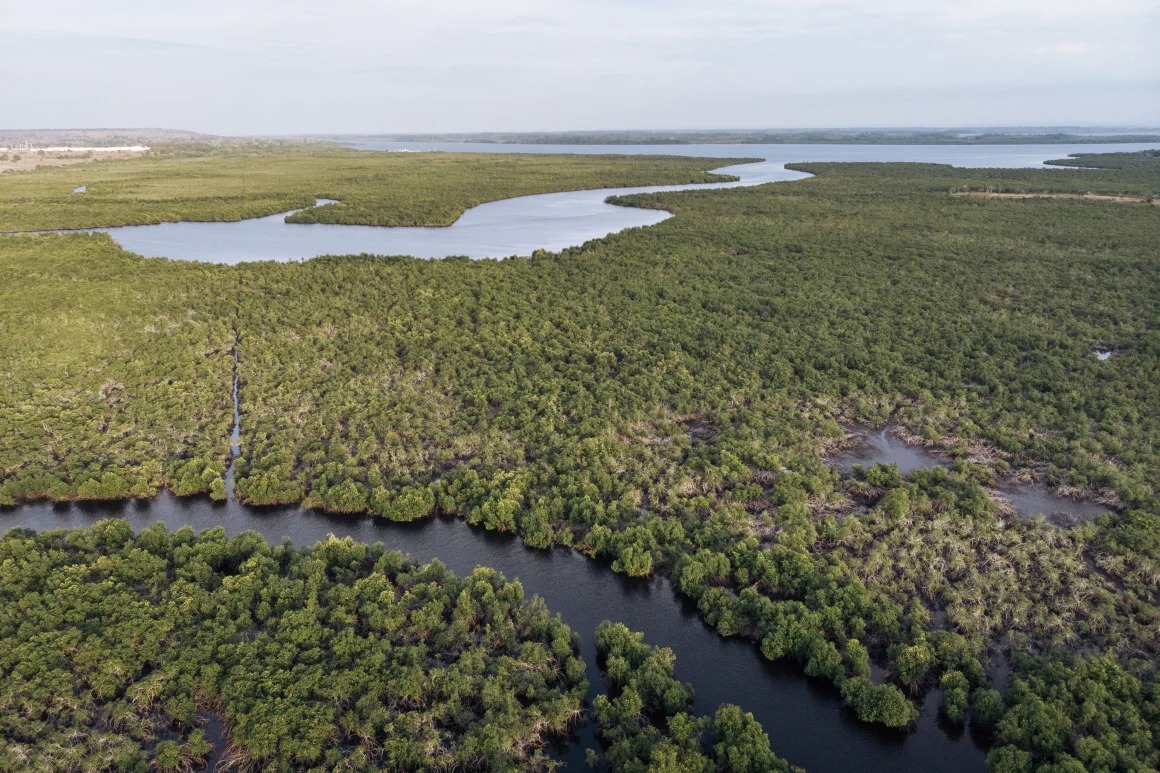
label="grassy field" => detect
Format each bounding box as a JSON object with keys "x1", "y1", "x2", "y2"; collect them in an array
[{"x1": 2, "y1": 147, "x2": 1158, "y2": 769}]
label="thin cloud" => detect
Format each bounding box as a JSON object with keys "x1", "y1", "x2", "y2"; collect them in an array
[{"x1": 1032, "y1": 42, "x2": 1093, "y2": 56}]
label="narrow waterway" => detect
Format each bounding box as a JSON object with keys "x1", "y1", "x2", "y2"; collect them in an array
[
  {"x1": 90, "y1": 163, "x2": 781, "y2": 263},
  {"x1": 224, "y1": 339, "x2": 241, "y2": 497},
  {"x1": 0, "y1": 496, "x2": 988, "y2": 772}
]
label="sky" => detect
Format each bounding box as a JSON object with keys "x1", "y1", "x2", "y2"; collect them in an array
[{"x1": 2, "y1": 0, "x2": 1157, "y2": 135}]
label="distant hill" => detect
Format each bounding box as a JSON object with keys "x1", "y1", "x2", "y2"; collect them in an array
[{"x1": 0, "y1": 128, "x2": 218, "y2": 147}]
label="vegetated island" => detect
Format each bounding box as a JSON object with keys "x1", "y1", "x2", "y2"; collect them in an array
[{"x1": 2, "y1": 146, "x2": 1159, "y2": 771}]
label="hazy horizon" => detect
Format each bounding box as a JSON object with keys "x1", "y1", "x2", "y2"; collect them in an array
[
  {"x1": 4, "y1": 1, "x2": 1157, "y2": 134},
  {"x1": 6, "y1": 125, "x2": 1160, "y2": 139},
  {"x1": 308, "y1": 124, "x2": 1160, "y2": 137}
]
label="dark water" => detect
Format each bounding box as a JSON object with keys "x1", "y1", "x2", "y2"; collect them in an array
[
  {"x1": 831, "y1": 427, "x2": 1112, "y2": 525},
  {"x1": 201, "y1": 713, "x2": 227, "y2": 771},
  {"x1": 0, "y1": 495, "x2": 987, "y2": 772},
  {"x1": 94, "y1": 142, "x2": 1159, "y2": 263}
]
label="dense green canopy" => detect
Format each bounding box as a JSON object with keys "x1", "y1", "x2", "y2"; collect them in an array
[{"x1": 0, "y1": 521, "x2": 588, "y2": 771}]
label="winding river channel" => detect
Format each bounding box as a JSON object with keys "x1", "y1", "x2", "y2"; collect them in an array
[
  {"x1": 7, "y1": 141, "x2": 1157, "y2": 770},
  {"x1": 95, "y1": 141, "x2": 1160, "y2": 263}
]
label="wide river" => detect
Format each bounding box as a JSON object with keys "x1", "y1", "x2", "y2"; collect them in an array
[
  {"x1": 96, "y1": 141, "x2": 1160, "y2": 263},
  {"x1": 9, "y1": 142, "x2": 1157, "y2": 770}
]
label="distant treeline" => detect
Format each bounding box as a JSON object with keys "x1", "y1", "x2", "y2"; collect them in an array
[
  {"x1": 330, "y1": 129, "x2": 1160, "y2": 146},
  {"x1": 0, "y1": 128, "x2": 215, "y2": 148}
]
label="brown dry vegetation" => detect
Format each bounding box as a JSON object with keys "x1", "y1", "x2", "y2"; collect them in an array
[{"x1": 0, "y1": 149, "x2": 146, "y2": 173}]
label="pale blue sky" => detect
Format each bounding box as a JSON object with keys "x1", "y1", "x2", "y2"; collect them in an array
[{"x1": 3, "y1": 0, "x2": 1157, "y2": 134}]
